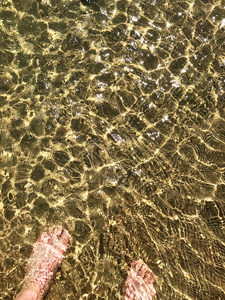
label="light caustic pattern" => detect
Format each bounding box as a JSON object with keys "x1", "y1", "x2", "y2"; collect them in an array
[{"x1": 0, "y1": 0, "x2": 225, "y2": 299}]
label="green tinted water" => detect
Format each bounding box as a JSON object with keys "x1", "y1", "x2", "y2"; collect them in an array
[{"x1": 1, "y1": 0, "x2": 225, "y2": 299}]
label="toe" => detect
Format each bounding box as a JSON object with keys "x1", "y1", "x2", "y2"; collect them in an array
[
  {"x1": 36, "y1": 231, "x2": 48, "y2": 243},
  {"x1": 52, "y1": 226, "x2": 63, "y2": 237},
  {"x1": 59, "y1": 229, "x2": 71, "y2": 247}
]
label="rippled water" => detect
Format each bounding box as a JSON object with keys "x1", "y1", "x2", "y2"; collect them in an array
[{"x1": 0, "y1": 0, "x2": 225, "y2": 299}]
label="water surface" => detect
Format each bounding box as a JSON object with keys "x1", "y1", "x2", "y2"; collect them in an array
[{"x1": 0, "y1": 0, "x2": 225, "y2": 299}]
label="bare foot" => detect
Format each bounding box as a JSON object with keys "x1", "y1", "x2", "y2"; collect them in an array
[
  {"x1": 15, "y1": 227, "x2": 71, "y2": 300},
  {"x1": 122, "y1": 259, "x2": 156, "y2": 300}
]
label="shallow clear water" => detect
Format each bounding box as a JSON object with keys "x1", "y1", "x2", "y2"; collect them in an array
[{"x1": 0, "y1": 0, "x2": 225, "y2": 299}]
